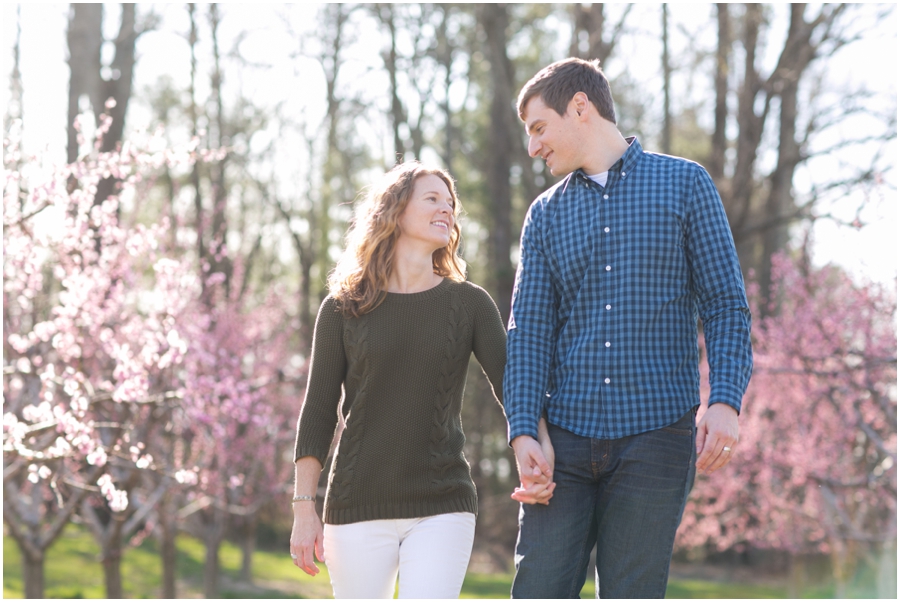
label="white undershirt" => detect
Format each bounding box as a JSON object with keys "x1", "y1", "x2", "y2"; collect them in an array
[{"x1": 587, "y1": 171, "x2": 609, "y2": 188}]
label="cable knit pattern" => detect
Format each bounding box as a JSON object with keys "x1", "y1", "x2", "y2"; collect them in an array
[
  {"x1": 430, "y1": 289, "x2": 467, "y2": 494},
  {"x1": 294, "y1": 279, "x2": 508, "y2": 525},
  {"x1": 329, "y1": 312, "x2": 370, "y2": 508}
]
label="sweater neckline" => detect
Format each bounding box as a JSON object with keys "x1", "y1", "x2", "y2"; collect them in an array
[{"x1": 383, "y1": 278, "x2": 451, "y2": 303}]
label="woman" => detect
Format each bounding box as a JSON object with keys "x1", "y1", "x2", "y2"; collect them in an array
[{"x1": 289, "y1": 162, "x2": 552, "y2": 598}]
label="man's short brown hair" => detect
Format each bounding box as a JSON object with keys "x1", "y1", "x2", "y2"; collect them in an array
[{"x1": 517, "y1": 58, "x2": 616, "y2": 124}]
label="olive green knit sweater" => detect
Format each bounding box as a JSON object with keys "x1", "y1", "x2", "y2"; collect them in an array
[{"x1": 294, "y1": 279, "x2": 507, "y2": 525}]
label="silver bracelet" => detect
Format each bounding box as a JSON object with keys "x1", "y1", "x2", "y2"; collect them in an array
[{"x1": 291, "y1": 494, "x2": 315, "y2": 503}]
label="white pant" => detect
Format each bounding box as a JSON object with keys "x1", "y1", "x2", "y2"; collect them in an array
[{"x1": 323, "y1": 512, "x2": 476, "y2": 599}]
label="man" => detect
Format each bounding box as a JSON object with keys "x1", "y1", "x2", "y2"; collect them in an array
[{"x1": 504, "y1": 58, "x2": 753, "y2": 598}]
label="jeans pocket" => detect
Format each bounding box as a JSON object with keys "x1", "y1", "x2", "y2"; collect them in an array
[{"x1": 659, "y1": 408, "x2": 695, "y2": 436}]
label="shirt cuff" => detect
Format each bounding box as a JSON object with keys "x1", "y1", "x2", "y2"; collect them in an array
[
  {"x1": 708, "y1": 381, "x2": 744, "y2": 415},
  {"x1": 507, "y1": 417, "x2": 540, "y2": 445}
]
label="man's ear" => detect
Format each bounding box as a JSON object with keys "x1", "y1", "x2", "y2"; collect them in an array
[{"x1": 572, "y1": 92, "x2": 589, "y2": 118}]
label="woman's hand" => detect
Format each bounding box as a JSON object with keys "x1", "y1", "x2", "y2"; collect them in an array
[
  {"x1": 290, "y1": 502, "x2": 325, "y2": 576},
  {"x1": 536, "y1": 415, "x2": 555, "y2": 474},
  {"x1": 290, "y1": 457, "x2": 325, "y2": 575}
]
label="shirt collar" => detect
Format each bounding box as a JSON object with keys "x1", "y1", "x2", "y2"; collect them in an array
[{"x1": 574, "y1": 136, "x2": 643, "y2": 184}]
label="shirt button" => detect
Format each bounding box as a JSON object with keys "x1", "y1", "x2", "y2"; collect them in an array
[
  {"x1": 621, "y1": 171, "x2": 626, "y2": 177},
  {"x1": 603, "y1": 194, "x2": 609, "y2": 200},
  {"x1": 605, "y1": 304, "x2": 611, "y2": 310},
  {"x1": 605, "y1": 342, "x2": 611, "y2": 347},
  {"x1": 604, "y1": 227, "x2": 610, "y2": 233},
  {"x1": 605, "y1": 265, "x2": 611, "y2": 271},
  {"x1": 604, "y1": 378, "x2": 611, "y2": 384}
]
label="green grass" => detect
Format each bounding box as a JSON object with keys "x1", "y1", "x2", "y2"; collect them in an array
[
  {"x1": 459, "y1": 572, "x2": 794, "y2": 599},
  {"x1": 3, "y1": 525, "x2": 332, "y2": 599},
  {"x1": 4, "y1": 526, "x2": 883, "y2": 598},
  {"x1": 664, "y1": 578, "x2": 785, "y2": 599}
]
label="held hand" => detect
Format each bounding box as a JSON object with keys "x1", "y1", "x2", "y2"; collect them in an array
[
  {"x1": 537, "y1": 416, "x2": 555, "y2": 472},
  {"x1": 695, "y1": 403, "x2": 739, "y2": 475},
  {"x1": 510, "y1": 433, "x2": 556, "y2": 505},
  {"x1": 289, "y1": 504, "x2": 325, "y2": 576}
]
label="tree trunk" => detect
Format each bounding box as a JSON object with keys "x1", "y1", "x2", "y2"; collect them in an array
[
  {"x1": 94, "y1": 3, "x2": 138, "y2": 205},
  {"x1": 479, "y1": 4, "x2": 516, "y2": 322},
  {"x1": 98, "y1": 3, "x2": 137, "y2": 153},
  {"x1": 436, "y1": 5, "x2": 454, "y2": 172},
  {"x1": 730, "y1": 3, "x2": 765, "y2": 230},
  {"x1": 187, "y1": 4, "x2": 208, "y2": 302},
  {"x1": 66, "y1": 3, "x2": 102, "y2": 164},
  {"x1": 208, "y1": 3, "x2": 232, "y2": 296},
  {"x1": 159, "y1": 494, "x2": 178, "y2": 598},
  {"x1": 314, "y1": 3, "x2": 349, "y2": 306},
  {"x1": 570, "y1": 3, "x2": 627, "y2": 66},
  {"x1": 831, "y1": 542, "x2": 849, "y2": 598},
  {"x1": 377, "y1": 4, "x2": 405, "y2": 163},
  {"x1": 299, "y1": 249, "x2": 314, "y2": 351},
  {"x1": 758, "y1": 4, "x2": 821, "y2": 311},
  {"x1": 726, "y1": 3, "x2": 767, "y2": 275},
  {"x1": 758, "y1": 79, "x2": 798, "y2": 310},
  {"x1": 66, "y1": 4, "x2": 137, "y2": 202},
  {"x1": 204, "y1": 538, "x2": 221, "y2": 599},
  {"x1": 6, "y1": 5, "x2": 24, "y2": 139},
  {"x1": 787, "y1": 553, "x2": 806, "y2": 598},
  {"x1": 709, "y1": 4, "x2": 731, "y2": 184},
  {"x1": 101, "y1": 540, "x2": 124, "y2": 599},
  {"x1": 239, "y1": 515, "x2": 257, "y2": 583},
  {"x1": 202, "y1": 508, "x2": 227, "y2": 598},
  {"x1": 22, "y1": 550, "x2": 44, "y2": 599},
  {"x1": 4, "y1": 469, "x2": 101, "y2": 599}
]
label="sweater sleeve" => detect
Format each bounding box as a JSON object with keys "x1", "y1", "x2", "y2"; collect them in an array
[
  {"x1": 294, "y1": 296, "x2": 347, "y2": 465},
  {"x1": 468, "y1": 284, "x2": 508, "y2": 408}
]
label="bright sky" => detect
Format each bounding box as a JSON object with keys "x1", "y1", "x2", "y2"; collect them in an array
[{"x1": 2, "y1": 3, "x2": 896, "y2": 288}]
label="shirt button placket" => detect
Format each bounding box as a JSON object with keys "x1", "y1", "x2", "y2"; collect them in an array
[{"x1": 598, "y1": 185, "x2": 613, "y2": 391}]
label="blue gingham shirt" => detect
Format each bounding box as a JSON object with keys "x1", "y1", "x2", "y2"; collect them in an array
[{"x1": 504, "y1": 137, "x2": 752, "y2": 442}]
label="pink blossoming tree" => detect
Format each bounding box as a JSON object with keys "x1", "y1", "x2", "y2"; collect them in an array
[
  {"x1": 3, "y1": 126, "x2": 198, "y2": 597},
  {"x1": 678, "y1": 253, "x2": 897, "y2": 595},
  {"x1": 4, "y1": 122, "x2": 300, "y2": 597}
]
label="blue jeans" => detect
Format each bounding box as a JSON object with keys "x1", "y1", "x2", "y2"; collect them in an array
[{"x1": 511, "y1": 408, "x2": 697, "y2": 599}]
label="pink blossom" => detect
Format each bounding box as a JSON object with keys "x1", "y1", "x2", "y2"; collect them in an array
[
  {"x1": 678, "y1": 254, "x2": 896, "y2": 556},
  {"x1": 86, "y1": 447, "x2": 107, "y2": 467}
]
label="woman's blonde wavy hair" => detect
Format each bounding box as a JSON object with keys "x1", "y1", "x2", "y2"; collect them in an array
[{"x1": 328, "y1": 161, "x2": 467, "y2": 317}]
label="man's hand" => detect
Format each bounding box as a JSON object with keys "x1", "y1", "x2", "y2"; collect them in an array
[
  {"x1": 695, "y1": 403, "x2": 739, "y2": 475},
  {"x1": 510, "y1": 434, "x2": 556, "y2": 505}
]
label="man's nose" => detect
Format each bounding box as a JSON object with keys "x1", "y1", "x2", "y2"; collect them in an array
[{"x1": 527, "y1": 136, "x2": 541, "y2": 158}]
